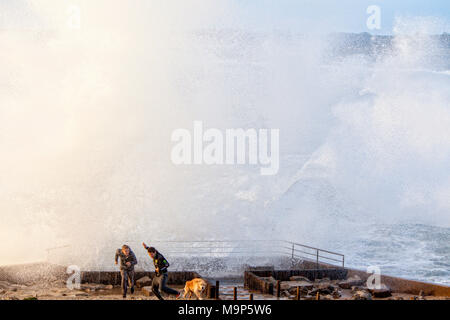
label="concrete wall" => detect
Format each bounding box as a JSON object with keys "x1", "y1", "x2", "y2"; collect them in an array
[
  {"x1": 244, "y1": 268, "x2": 348, "y2": 295},
  {"x1": 297, "y1": 261, "x2": 450, "y2": 297},
  {"x1": 346, "y1": 268, "x2": 450, "y2": 297}
]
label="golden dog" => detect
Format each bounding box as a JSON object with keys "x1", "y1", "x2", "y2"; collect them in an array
[{"x1": 182, "y1": 278, "x2": 208, "y2": 300}]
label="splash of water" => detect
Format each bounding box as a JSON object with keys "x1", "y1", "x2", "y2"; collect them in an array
[{"x1": 0, "y1": 2, "x2": 449, "y2": 284}]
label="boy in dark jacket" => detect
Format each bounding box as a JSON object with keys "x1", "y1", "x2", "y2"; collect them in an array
[
  {"x1": 115, "y1": 244, "x2": 138, "y2": 298},
  {"x1": 142, "y1": 242, "x2": 180, "y2": 300}
]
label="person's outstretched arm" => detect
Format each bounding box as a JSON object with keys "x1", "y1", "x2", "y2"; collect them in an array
[{"x1": 114, "y1": 249, "x2": 120, "y2": 265}]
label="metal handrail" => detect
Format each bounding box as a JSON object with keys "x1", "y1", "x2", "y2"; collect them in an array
[{"x1": 46, "y1": 239, "x2": 345, "y2": 268}]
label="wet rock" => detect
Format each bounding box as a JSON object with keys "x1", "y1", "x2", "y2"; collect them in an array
[
  {"x1": 368, "y1": 284, "x2": 391, "y2": 298},
  {"x1": 81, "y1": 283, "x2": 107, "y2": 291},
  {"x1": 338, "y1": 275, "x2": 364, "y2": 289},
  {"x1": 136, "y1": 276, "x2": 152, "y2": 288},
  {"x1": 309, "y1": 284, "x2": 336, "y2": 295},
  {"x1": 352, "y1": 290, "x2": 372, "y2": 300},
  {"x1": 75, "y1": 292, "x2": 89, "y2": 297},
  {"x1": 281, "y1": 281, "x2": 314, "y2": 292},
  {"x1": 281, "y1": 290, "x2": 290, "y2": 297},
  {"x1": 351, "y1": 285, "x2": 368, "y2": 293},
  {"x1": 332, "y1": 290, "x2": 342, "y2": 299},
  {"x1": 315, "y1": 278, "x2": 331, "y2": 284},
  {"x1": 289, "y1": 276, "x2": 311, "y2": 282},
  {"x1": 288, "y1": 286, "x2": 309, "y2": 295},
  {"x1": 141, "y1": 286, "x2": 153, "y2": 297},
  {"x1": 104, "y1": 285, "x2": 113, "y2": 290}
]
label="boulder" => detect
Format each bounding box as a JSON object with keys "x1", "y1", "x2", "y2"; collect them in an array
[
  {"x1": 289, "y1": 276, "x2": 311, "y2": 282},
  {"x1": 136, "y1": 276, "x2": 152, "y2": 288},
  {"x1": 281, "y1": 290, "x2": 290, "y2": 297},
  {"x1": 332, "y1": 290, "x2": 342, "y2": 299},
  {"x1": 288, "y1": 286, "x2": 309, "y2": 295},
  {"x1": 315, "y1": 278, "x2": 331, "y2": 284},
  {"x1": 338, "y1": 275, "x2": 364, "y2": 289},
  {"x1": 351, "y1": 285, "x2": 368, "y2": 293},
  {"x1": 352, "y1": 290, "x2": 372, "y2": 300},
  {"x1": 141, "y1": 286, "x2": 153, "y2": 297},
  {"x1": 309, "y1": 284, "x2": 336, "y2": 295},
  {"x1": 281, "y1": 281, "x2": 314, "y2": 292},
  {"x1": 368, "y1": 284, "x2": 391, "y2": 298}
]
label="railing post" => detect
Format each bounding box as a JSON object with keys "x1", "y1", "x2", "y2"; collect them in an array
[
  {"x1": 296, "y1": 287, "x2": 301, "y2": 300},
  {"x1": 233, "y1": 287, "x2": 237, "y2": 300},
  {"x1": 342, "y1": 256, "x2": 345, "y2": 268},
  {"x1": 215, "y1": 281, "x2": 220, "y2": 300},
  {"x1": 291, "y1": 243, "x2": 294, "y2": 259},
  {"x1": 316, "y1": 249, "x2": 319, "y2": 270},
  {"x1": 276, "y1": 281, "x2": 281, "y2": 298},
  {"x1": 249, "y1": 293, "x2": 253, "y2": 301}
]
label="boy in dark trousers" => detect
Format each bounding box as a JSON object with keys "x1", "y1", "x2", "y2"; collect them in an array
[
  {"x1": 142, "y1": 242, "x2": 180, "y2": 300},
  {"x1": 115, "y1": 244, "x2": 138, "y2": 298}
]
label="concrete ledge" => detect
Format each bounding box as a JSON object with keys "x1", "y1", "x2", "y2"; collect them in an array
[
  {"x1": 244, "y1": 268, "x2": 348, "y2": 295},
  {"x1": 80, "y1": 271, "x2": 200, "y2": 285},
  {"x1": 346, "y1": 268, "x2": 450, "y2": 297},
  {"x1": 244, "y1": 271, "x2": 274, "y2": 294}
]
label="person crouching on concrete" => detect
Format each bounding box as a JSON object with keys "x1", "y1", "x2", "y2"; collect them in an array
[
  {"x1": 142, "y1": 242, "x2": 180, "y2": 300},
  {"x1": 115, "y1": 244, "x2": 138, "y2": 298}
]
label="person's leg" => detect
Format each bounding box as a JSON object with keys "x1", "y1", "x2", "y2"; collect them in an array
[
  {"x1": 152, "y1": 275, "x2": 164, "y2": 300},
  {"x1": 121, "y1": 270, "x2": 128, "y2": 297},
  {"x1": 160, "y1": 273, "x2": 179, "y2": 296},
  {"x1": 129, "y1": 270, "x2": 135, "y2": 294}
]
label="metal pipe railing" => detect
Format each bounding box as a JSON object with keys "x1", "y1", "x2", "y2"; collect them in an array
[{"x1": 46, "y1": 239, "x2": 345, "y2": 268}]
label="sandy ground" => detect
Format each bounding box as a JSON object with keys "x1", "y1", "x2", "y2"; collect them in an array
[{"x1": 1, "y1": 280, "x2": 448, "y2": 300}]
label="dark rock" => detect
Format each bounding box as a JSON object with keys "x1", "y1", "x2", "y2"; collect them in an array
[
  {"x1": 352, "y1": 290, "x2": 372, "y2": 300},
  {"x1": 136, "y1": 276, "x2": 152, "y2": 288},
  {"x1": 338, "y1": 275, "x2": 364, "y2": 289},
  {"x1": 368, "y1": 284, "x2": 391, "y2": 298},
  {"x1": 315, "y1": 278, "x2": 331, "y2": 283},
  {"x1": 289, "y1": 276, "x2": 311, "y2": 282},
  {"x1": 332, "y1": 290, "x2": 342, "y2": 299},
  {"x1": 351, "y1": 285, "x2": 368, "y2": 293}
]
